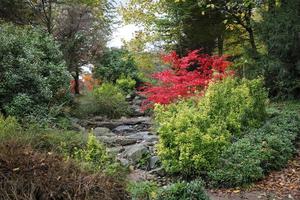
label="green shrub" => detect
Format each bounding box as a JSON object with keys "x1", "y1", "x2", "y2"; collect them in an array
[
  {"x1": 0, "y1": 24, "x2": 71, "y2": 120},
  {"x1": 73, "y1": 133, "x2": 111, "y2": 171},
  {"x1": 116, "y1": 76, "x2": 137, "y2": 94},
  {"x1": 209, "y1": 111, "x2": 300, "y2": 187},
  {"x1": 156, "y1": 180, "x2": 209, "y2": 200},
  {"x1": 128, "y1": 181, "x2": 158, "y2": 200},
  {"x1": 29, "y1": 128, "x2": 86, "y2": 156},
  {"x1": 154, "y1": 78, "x2": 268, "y2": 175},
  {"x1": 93, "y1": 83, "x2": 129, "y2": 118},
  {"x1": 0, "y1": 115, "x2": 22, "y2": 140}
]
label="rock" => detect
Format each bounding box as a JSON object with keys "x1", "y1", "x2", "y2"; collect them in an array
[
  {"x1": 93, "y1": 127, "x2": 115, "y2": 137},
  {"x1": 144, "y1": 135, "x2": 159, "y2": 143},
  {"x1": 119, "y1": 158, "x2": 130, "y2": 167},
  {"x1": 97, "y1": 136, "x2": 117, "y2": 146},
  {"x1": 116, "y1": 137, "x2": 139, "y2": 146},
  {"x1": 150, "y1": 167, "x2": 166, "y2": 176},
  {"x1": 123, "y1": 144, "x2": 149, "y2": 163},
  {"x1": 86, "y1": 116, "x2": 152, "y2": 129},
  {"x1": 107, "y1": 146, "x2": 125, "y2": 155},
  {"x1": 114, "y1": 125, "x2": 135, "y2": 133},
  {"x1": 149, "y1": 156, "x2": 160, "y2": 170}
]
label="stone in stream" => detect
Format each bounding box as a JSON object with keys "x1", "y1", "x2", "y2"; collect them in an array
[
  {"x1": 149, "y1": 156, "x2": 160, "y2": 170},
  {"x1": 113, "y1": 125, "x2": 135, "y2": 133},
  {"x1": 97, "y1": 135, "x2": 141, "y2": 147},
  {"x1": 93, "y1": 127, "x2": 115, "y2": 137},
  {"x1": 86, "y1": 116, "x2": 152, "y2": 129},
  {"x1": 123, "y1": 144, "x2": 149, "y2": 164},
  {"x1": 150, "y1": 167, "x2": 166, "y2": 177}
]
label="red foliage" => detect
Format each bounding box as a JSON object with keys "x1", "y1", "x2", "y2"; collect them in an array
[
  {"x1": 139, "y1": 50, "x2": 233, "y2": 108},
  {"x1": 70, "y1": 75, "x2": 100, "y2": 94}
]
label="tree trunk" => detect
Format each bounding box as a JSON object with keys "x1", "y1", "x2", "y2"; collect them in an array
[
  {"x1": 74, "y1": 71, "x2": 80, "y2": 95},
  {"x1": 268, "y1": 0, "x2": 276, "y2": 13},
  {"x1": 217, "y1": 34, "x2": 224, "y2": 56},
  {"x1": 247, "y1": 27, "x2": 257, "y2": 53}
]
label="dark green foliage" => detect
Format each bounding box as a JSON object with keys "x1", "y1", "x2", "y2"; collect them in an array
[
  {"x1": 209, "y1": 111, "x2": 300, "y2": 187},
  {"x1": 0, "y1": 24, "x2": 71, "y2": 119},
  {"x1": 94, "y1": 48, "x2": 139, "y2": 83},
  {"x1": 156, "y1": 180, "x2": 210, "y2": 200},
  {"x1": 128, "y1": 181, "x2": 158, "y2": 200},
  {"x1": 254, "y1": 0, "x2": 300, "y2": 99}
]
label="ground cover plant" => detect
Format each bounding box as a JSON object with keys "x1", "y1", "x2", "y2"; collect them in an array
[
  {"x1": 209, "y1": 110, "x2": 300, "y2": 187},
  {"x1": 0, "y1": 141, "x2": 129, "y2": 200},
  {"x1": 0, "y1": 115, "x2": 129, "y2": 199}
]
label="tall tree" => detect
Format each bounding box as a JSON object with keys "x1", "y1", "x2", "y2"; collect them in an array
[
  {"x1": 122, "y1": 0, "x2": 225, "y2": 55},
  {"x1": 55, "y1": 0, "x2": 114, "y2": 94}
]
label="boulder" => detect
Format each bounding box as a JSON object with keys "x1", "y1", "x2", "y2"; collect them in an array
[
  {"x1": 123, "y1": 144, "x2": 149, "y2": 163},
  {"x1": 149, "y1": 156, "x2": 160, "y2": 170},
  {"x1": 93, "y1": 127, "x2": 115, "y2": 137},
  {"x1": 114, "y1": 125, "x2": 135, "y2": 133}
]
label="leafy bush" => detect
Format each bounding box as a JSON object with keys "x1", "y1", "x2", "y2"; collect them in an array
[
  {"x1": 156, "y1": 180, "x2": 209, "y2": 200},
  {"x1": 209, "y1": 111, "x2": 300, "y2": 187},
  {"x1": 29, "y1": 128, "x2": 86, "y2": 156},
  {"x1": 128, "y1": 181, "x2": 158, "y2": 200},
  {"x1": 0, "y1": 115, "x2": 22, "y2": 140},
  {"x1": 0, "y1": 24, "x2": 71, "y2": 120},
  {"x1": 93, "y1": 83, "x2": 130, "y2": 118},
  {"x1": 116, "y1": 76, "x2": 137, "y2": 94},
  {"x1": 73, "y1": 133, "x2": 111, "y2": 171},
  {"x1": 94, "y1": 48, "x2": 139, "y2": 83},
  {"x1": 154, "y1": 78, "x2": 267, "y2": 175}
]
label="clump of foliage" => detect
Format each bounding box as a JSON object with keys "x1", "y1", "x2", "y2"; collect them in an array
[
  {"x1": 73, "y1": 133, "x2": 111, "y2": 171},
  {"x1": 128, "y1": 181, "x2": 158, "y2": 200},
  {"x1": 116, "y1": 76, "x2": 137, "y2": 94},
  {"x1": 140, "y1": 50, "x2": 233, "y2": 108},
  {"x1": 156, "y1": 180, "x2": 209, "y2": 200},
  {"x1": 94, "y1": 48, "x2": 139, "y2": 83},
  {"x1": 154, "y1": 77, "x2": 267, "y2": 175},
  {"x1": 209, "y1": 110, "x2": 300, "y2": 187},
  {"x1": 0, "y1": 141, "x2": 129, "y2": 200},
  {"x1": 0, "y1": 24, "x2": 71, "y2": 120},
  {"x1": 0, "y1": 114, "x2": 85, "y2": 157},
  {"x1": 128, "y1": 180, "x2": 209, "y2": 200},
  {"x1": 93, "y1": 83, "x2": 130, "y2": 118}
]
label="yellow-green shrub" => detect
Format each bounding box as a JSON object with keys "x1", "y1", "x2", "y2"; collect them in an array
[
  {"x1": 154, "y1": 78, "x2": 268, "y2": 175},
  {"x1": 116, "y1": 76, "x2": 136, "y2": 94}
]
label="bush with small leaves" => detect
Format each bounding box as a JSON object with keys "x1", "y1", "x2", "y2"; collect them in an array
[
  {"x1": 128, "y1": 181, "x2": 158, "y2": 200},
  {"x1": 0, "y1": 24, "x2": 71, "y2": 120},
  {"x1": 209, "y1": 111, "x2": 300, "y2": 187},
  {"x1": 156, "y1": 180, "x2": 210, "y2": 200},
  {"x1": 116, "y1": 76, "x2": 137, "y2": 94},
  {"x1": 155, "y1": 77, "x2": 268, "y2": 175}
]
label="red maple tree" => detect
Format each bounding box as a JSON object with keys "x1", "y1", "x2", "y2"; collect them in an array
[{"x1": 139, "y1": 50, "x2": 233, "y2": 108}]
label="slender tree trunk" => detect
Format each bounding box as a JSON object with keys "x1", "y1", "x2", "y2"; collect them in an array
[
  {"x1": 247, "y1": 27, "x2": 257, "y2": 53},
  {"x1": 268, "y1": 0, "x2": 276, "y2": 13},
  {"x1": 74, "y1": 71, "x2": 80, "y2": 94},
  {"x1": 245, "y1": 6, "x2": 257, "y2": 55},
  {"x1": 217, "y1": 34, "x2": 224, "y2": 56}
]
